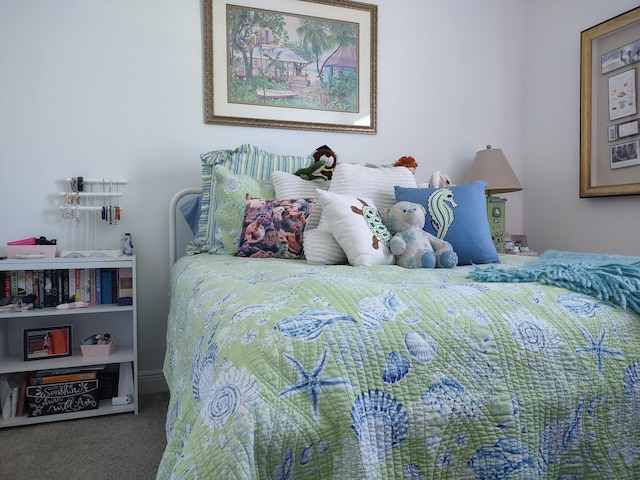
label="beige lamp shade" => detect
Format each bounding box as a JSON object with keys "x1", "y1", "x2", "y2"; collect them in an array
[{"x1": 464, "y1": 145, "x2": 522, "y2": 194}]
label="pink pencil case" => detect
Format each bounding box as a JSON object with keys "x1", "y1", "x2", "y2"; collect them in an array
[{"x1": 7, "y1": 237, "x2": 37, "y2": 246}]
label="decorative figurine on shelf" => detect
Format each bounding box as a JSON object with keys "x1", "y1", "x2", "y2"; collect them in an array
[{"x1": 122, "y1": 233, "x2": 133, "y2": 256}]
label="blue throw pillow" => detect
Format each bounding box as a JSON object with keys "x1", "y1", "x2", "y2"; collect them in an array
[
  {"x1": 394, "y1": 181, "x2": 499, "y2": 265},
  {"x1": 178, "y1": 195, "x2": 202, "y2": 235}
]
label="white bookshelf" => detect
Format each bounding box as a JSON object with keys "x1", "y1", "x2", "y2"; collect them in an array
[{"x1": 0, "y1": 256, "x2": 138, "y2": 427}]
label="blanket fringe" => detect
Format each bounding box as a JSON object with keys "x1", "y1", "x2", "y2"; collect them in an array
[{"x1": 468, "y1": 262, "x2": 640, "y2": 314}]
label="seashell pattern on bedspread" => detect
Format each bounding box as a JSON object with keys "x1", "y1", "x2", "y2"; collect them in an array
[{"x1": 158, "y1": 253, "x2": 640, "y2": 479}]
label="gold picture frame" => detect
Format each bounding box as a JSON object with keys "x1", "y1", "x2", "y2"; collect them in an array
[
  {"x1": 580, "y1": 7, "x2": 640, "y2": 197},
  {"x1": 203, "y1": 0, "x2": 377, "y2": 134}
]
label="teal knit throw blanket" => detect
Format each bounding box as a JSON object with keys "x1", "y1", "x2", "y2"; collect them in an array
[{"x1": 468, "y1": 251, "x2": 640, "y2": 314}]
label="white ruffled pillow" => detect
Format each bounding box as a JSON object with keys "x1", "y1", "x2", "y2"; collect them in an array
[{"x1": 315, "y1": 189, "x2": 394, "y2": 267}]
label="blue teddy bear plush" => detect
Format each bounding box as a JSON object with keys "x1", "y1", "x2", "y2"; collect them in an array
[{"x1": 386, "y1": 201, "x2": 458, "y2": 269}]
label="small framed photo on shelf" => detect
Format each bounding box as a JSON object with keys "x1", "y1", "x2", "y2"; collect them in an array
[{"x1": 23, "y1": 326, "x2": 72, "y2": 361}]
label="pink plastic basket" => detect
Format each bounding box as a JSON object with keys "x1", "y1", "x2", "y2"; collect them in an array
[
  {"x1": 6, "y1": 245, "x2": 56, "y2": 258},
  {"x1": 80, "y1": 340, "x2": 116, "y2": 357}
]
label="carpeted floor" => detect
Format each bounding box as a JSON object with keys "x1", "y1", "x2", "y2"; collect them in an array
[{"x1": 0, "y1": 392, "x2": 169, "y2": 480}]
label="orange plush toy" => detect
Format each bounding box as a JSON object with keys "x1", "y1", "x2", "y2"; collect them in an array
[{"x1": 394, "y1": 156, "x2": 418, "y2": 174}]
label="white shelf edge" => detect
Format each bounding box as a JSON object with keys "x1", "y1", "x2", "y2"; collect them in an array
[
  {"x1": 0, "y1": 347, "x2": 134, "y2": 375},
  {"x1": 0, "y1": 255, "x2": 135, "y2": 271},
  {"x1": 0, "y1": 303, "x2": 134, "y2": 320},
  {"x1": 0, "y1": 398, "x2": 136, "y2": 428}
]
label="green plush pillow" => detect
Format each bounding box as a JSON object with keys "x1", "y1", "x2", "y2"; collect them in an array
[
  {"x1": 187, "y1": 144, "x2": 313, "y2": 255},
  {"x1": 211, "y1": 165, "x2": 275, "y2": 255}
]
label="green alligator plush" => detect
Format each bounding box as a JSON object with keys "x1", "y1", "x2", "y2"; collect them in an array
[{"x1": 294, "y1": 145, "x2": 337, "y2": 181}]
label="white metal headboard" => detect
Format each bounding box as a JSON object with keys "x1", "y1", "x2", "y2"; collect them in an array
[{"x1": 169, "y1": 187, "x2": 202, "y2": 271}]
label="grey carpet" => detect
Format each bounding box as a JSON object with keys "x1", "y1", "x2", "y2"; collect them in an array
[{"x1": 0, "y1": 392, "x2": 169, "y2": 480}]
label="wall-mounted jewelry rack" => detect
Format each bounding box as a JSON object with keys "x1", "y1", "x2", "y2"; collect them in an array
[
  {"x1": 60, "y1": 177, "x2": 126, "y2": 223},
  {"x1": 59, "y1": 177, "x2": 128, "y2": 251}
]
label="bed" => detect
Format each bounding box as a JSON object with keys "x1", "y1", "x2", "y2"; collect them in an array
[{"x1": 158, "y1": 145, "x2": 640, "y2": 479}]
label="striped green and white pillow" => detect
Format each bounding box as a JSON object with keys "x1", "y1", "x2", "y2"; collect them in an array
[{"x1": 187, "y1": 144, "x2": 312, "y2": 255}]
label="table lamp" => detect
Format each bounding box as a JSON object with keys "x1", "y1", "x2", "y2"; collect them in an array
[{"x1": 464, "y1": 145, "x2": 522, "y2": 252}]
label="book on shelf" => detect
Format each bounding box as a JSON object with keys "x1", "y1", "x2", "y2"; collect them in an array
[
  {"x1": 10, "y1": 271, "x2": 18, "y2": 297},
  {"x1": 100, "y1": 268, "x2": 113, "y2": 303},
  {"x1": 32, "y1": 270, "x2": 42, "y2": 308},
  {"x1": 54, "y1": 270, "x2": 60, "y2": 305},
  {"x1": 75, "y1": 268, "x2": 82, "y2": 304},
  {"x1": 0, "y1": 373, "x2": 28, "y2": 420},
  {"x1": 44, "y1": 270, "x2": 53, "y2": 307},
  {"x1": 90, "y1": 269, "x2": 96, "y2": 305},
  {"x1": 31, "y1": 365, "x2": 106, "y2": 378},
  {"x1": 61, "y1": 269, "x2": 70, "y2": 303},
  {"x1": 80, "y1": 268, "x2": 87, "y2": 303},
  {"x1": 16, "y1": 271, "x2": 26, "y2": 296},
  {"x1": 95, "y1": 268, "x2": 101, "y2": 306},
  {"x1": 29, "y1": 371, "x2": 98, "y2": 385},
  {"x1": 2, "y1": 271, "x2": 9, "y2": 298},
  {"x1": 25, "y1": 271, "x2": 33, "y2": 296},
  {"x1": 117, "y1": 267, "x2": 133, "y2": 305},
  {"x1": 37, "y1": 270, "x2": 44, "y2": 309}
]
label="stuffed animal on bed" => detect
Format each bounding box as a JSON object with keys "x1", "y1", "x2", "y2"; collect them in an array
[
  {"x1": 386, "y1": 201, "x2": 458, "y2": 269},
  {"x1": 294, "y1": 145, "x2": 337, "y2": 181},
  {"x1": 394, "y1": 156, "x2": 418, "y2": 174},
  {"x1": 428, "y1": 170, "x2": 454, "y2": 188}
]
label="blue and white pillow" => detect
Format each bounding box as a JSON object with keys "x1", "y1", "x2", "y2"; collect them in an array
[{"x1": 394, "y1": 181, "x2": 498, "y2": 265}]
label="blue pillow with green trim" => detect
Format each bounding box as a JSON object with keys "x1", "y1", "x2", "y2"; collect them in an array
[{"x1": 394, "y1": 181, "x2": 499, "y2": 265}]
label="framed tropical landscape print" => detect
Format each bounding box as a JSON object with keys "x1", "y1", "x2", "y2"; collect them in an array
[{"x1": 203, "y1": 0, "x2": 377, "y2": 134}]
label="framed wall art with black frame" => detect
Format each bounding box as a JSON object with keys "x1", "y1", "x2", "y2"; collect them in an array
[
  {"x1": 23, "y1": 326, "x2": 72, "y2": 361},
  {"x1": 580, "y1": 7, "x2": 640, "y2": 197},
  {"x1": 202, "y1": 0, "x2": 377, "y2": 134}
]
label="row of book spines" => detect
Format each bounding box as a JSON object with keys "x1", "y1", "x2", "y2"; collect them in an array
[{"x1": 1, "y1": 268, "x2": 132, "y2": 308}]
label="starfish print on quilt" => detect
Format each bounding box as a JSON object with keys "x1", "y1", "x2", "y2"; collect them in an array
[
  {"x1": 278, "y1": 347, "x2": 352, "y2": 422},
  {"x1": 575, "y1": 325, "x2": 624, "y2": 377}
]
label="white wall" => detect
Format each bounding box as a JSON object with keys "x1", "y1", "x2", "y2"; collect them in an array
[
  {"x1": 5, "y1": 0, "x2": 635, "y2": 391},
  {"x1": 524, "y1": 0, "x2": 640, "y2": 255}
]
